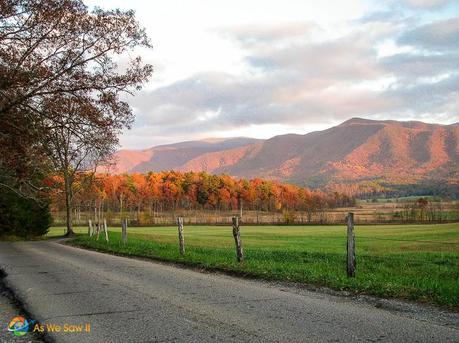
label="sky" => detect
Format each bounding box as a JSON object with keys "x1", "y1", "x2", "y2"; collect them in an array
[{"x1": 86, "y1": 0, "x2": 459, "y2": 149}]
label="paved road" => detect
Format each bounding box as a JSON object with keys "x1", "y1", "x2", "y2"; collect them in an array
[{"x1": 0, "y1": 241, "x2": 457, "y2": 343}]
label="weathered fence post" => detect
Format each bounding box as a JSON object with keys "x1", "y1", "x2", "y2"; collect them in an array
[
  {"x1": 104, "y1": 219, "x2": 109, "y2": 242},
  {"x1": 121, "y1": 218, "x2": 128, "y2": 245},
  {"x1": 88, "y1": 219, "x2": 93, "y2": 236},
  {"x1": 346, "y1": 212, "x2": 356, "y2": 277},
  {"x1": 232, "y1": 217, "x2": 244, "y2": 262},
  {"x1": 177, "y1": 217, "x2": 185, "y2": 255}
]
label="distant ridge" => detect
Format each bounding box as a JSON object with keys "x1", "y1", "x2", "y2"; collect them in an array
[
  {"x1": 105, "y1": 118, "x2": 459, "y2": 187},
  {"x1": 104, "y1": 137, "x2": 262, "y2": 174}
]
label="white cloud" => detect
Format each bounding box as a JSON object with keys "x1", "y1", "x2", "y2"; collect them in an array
[{"x1": 404, "y1": 0, "x2": 450, "y2": 9}]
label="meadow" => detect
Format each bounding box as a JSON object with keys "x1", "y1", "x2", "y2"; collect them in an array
[{"x1": 51, "y1": 223, "x2": 459, "y2": 308}]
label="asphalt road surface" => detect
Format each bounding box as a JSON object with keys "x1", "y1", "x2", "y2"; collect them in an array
[{"x1": 0, "y1": 240, "x2": 457, "y2": 343}]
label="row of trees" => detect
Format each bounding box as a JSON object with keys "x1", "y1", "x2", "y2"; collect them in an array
[
  {"x1": 0, "y1": 0, "x2": 152, "y2": 236},
  {"x1": 392, "y1": 197, "x2": 455, "y2": 222},
  {"x1": 326, "y1": 180, "x2": 459, "y2": 200},
  {"x1": 50, "y1": 171, "x2": 356, "y2": 218}
]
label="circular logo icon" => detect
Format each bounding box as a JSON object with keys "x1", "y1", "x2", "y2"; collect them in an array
[{"x1": 7, "y1": 316, "x2": 30, "y2": 336}]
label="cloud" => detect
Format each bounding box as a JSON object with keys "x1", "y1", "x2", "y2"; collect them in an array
[
  {"x1": 381, "y1": 52, "x2": 459, "y2": 82},
  {"x1": 403, "y1": 0, "x2": 451, "y2": 9},
  {"x1": 246, "y1": 36, "x2": 385, "y2": 81},
  {"x1": 383, "y1": 72, "x2": 459, "y2": 113},
  {"x1": 220, "y1": 22, "x2": 318, "y2": 46},
  {"x1": 398, "y1": 17, "x2": 459, "y2": 50}
]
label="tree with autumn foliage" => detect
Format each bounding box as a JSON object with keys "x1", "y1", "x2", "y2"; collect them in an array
[
  {"x1": 0, "y1": 0, "x2": 152, "y2": 235},
  {"x1": 51, "y1": 171, "x2": 355, "y2": 225},
  {"x1": 42, "y1": 96, "x2": 122, "y2": 236}
]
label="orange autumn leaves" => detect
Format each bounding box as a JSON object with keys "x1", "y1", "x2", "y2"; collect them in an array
[{"x1": 49, "y1": 171, "x2": 355, "y2": 213}]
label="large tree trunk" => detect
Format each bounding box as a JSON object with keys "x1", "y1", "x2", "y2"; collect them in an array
[{"x1": 64, "y1": 176, "x2": 75, "y2": 236}]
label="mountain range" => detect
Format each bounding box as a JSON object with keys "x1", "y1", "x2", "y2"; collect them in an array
[{"x1": 106, "y1": 118, "x2": 459, "y2": 188}]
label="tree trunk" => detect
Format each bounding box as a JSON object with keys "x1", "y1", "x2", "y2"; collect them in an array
[
  {"x1": 120, "y1": 193, "x2": 124, "y2": 217},
  {"x1": 64, "y1": 176, "x2": 75, "y2": 236}
]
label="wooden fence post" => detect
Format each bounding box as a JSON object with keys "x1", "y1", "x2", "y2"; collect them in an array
[
  {"x1": 96, "y1": 223, "x2": 100, "y2": 240},
  {"x1": 232, "y1": 217, "x2": 244, "y2": 262},
  {"x1": 121, "y1": 218, "x2": 128, "y2": 245},
  {"x1": 104, "y1": 219, "x2": 109, "y2": 242},
  {"x1": 88, "y1": 219, "x2": 93, "y2": 236},
  {"x1": 177, "y1": 217, "x2": 185, "y2": 255},
  {"x1": 346, "y1": 212, "x2": 356, "y2": 277}
]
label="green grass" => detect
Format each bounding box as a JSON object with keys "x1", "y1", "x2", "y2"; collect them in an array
[
  {"x1": 60, "y1": 223, "x2": 459, "y2": 308},
  {"x1": 46, "y1": 227, "x2": 89, "y2": 237}
]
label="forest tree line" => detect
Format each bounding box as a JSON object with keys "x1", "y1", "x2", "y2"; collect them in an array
[{"x1": 50, "y1": 171, "x2": 356, "y2": 217}]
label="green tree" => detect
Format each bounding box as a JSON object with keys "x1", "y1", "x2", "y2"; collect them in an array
[{"x1": 0, "y1": 179, "x2": 51, "y2": 238}]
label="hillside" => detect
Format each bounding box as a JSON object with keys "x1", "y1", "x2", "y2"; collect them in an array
[
  {"x1": 105, "y1": 137, "x2": 262, "y2": 174},
  {"x1": 107, "y1": 118, "x2": 459, "y2": 189}
]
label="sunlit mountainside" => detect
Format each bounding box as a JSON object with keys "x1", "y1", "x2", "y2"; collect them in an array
[{"x1": 106, "y1": 118, "x2": 459, "y2": 194}]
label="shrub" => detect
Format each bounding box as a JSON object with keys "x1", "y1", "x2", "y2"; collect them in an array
[{"x1": 0, "y1": 189, "x2": 51, "y2": 239}]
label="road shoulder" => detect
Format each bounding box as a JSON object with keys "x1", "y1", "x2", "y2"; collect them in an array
[{"x1": 0, "y1": 270, "x2": 45, "y2": 343}]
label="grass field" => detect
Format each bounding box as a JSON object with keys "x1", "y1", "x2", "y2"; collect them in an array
[{"x1": 54, "y1": 223, "x2": 459, "y2": 308}]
